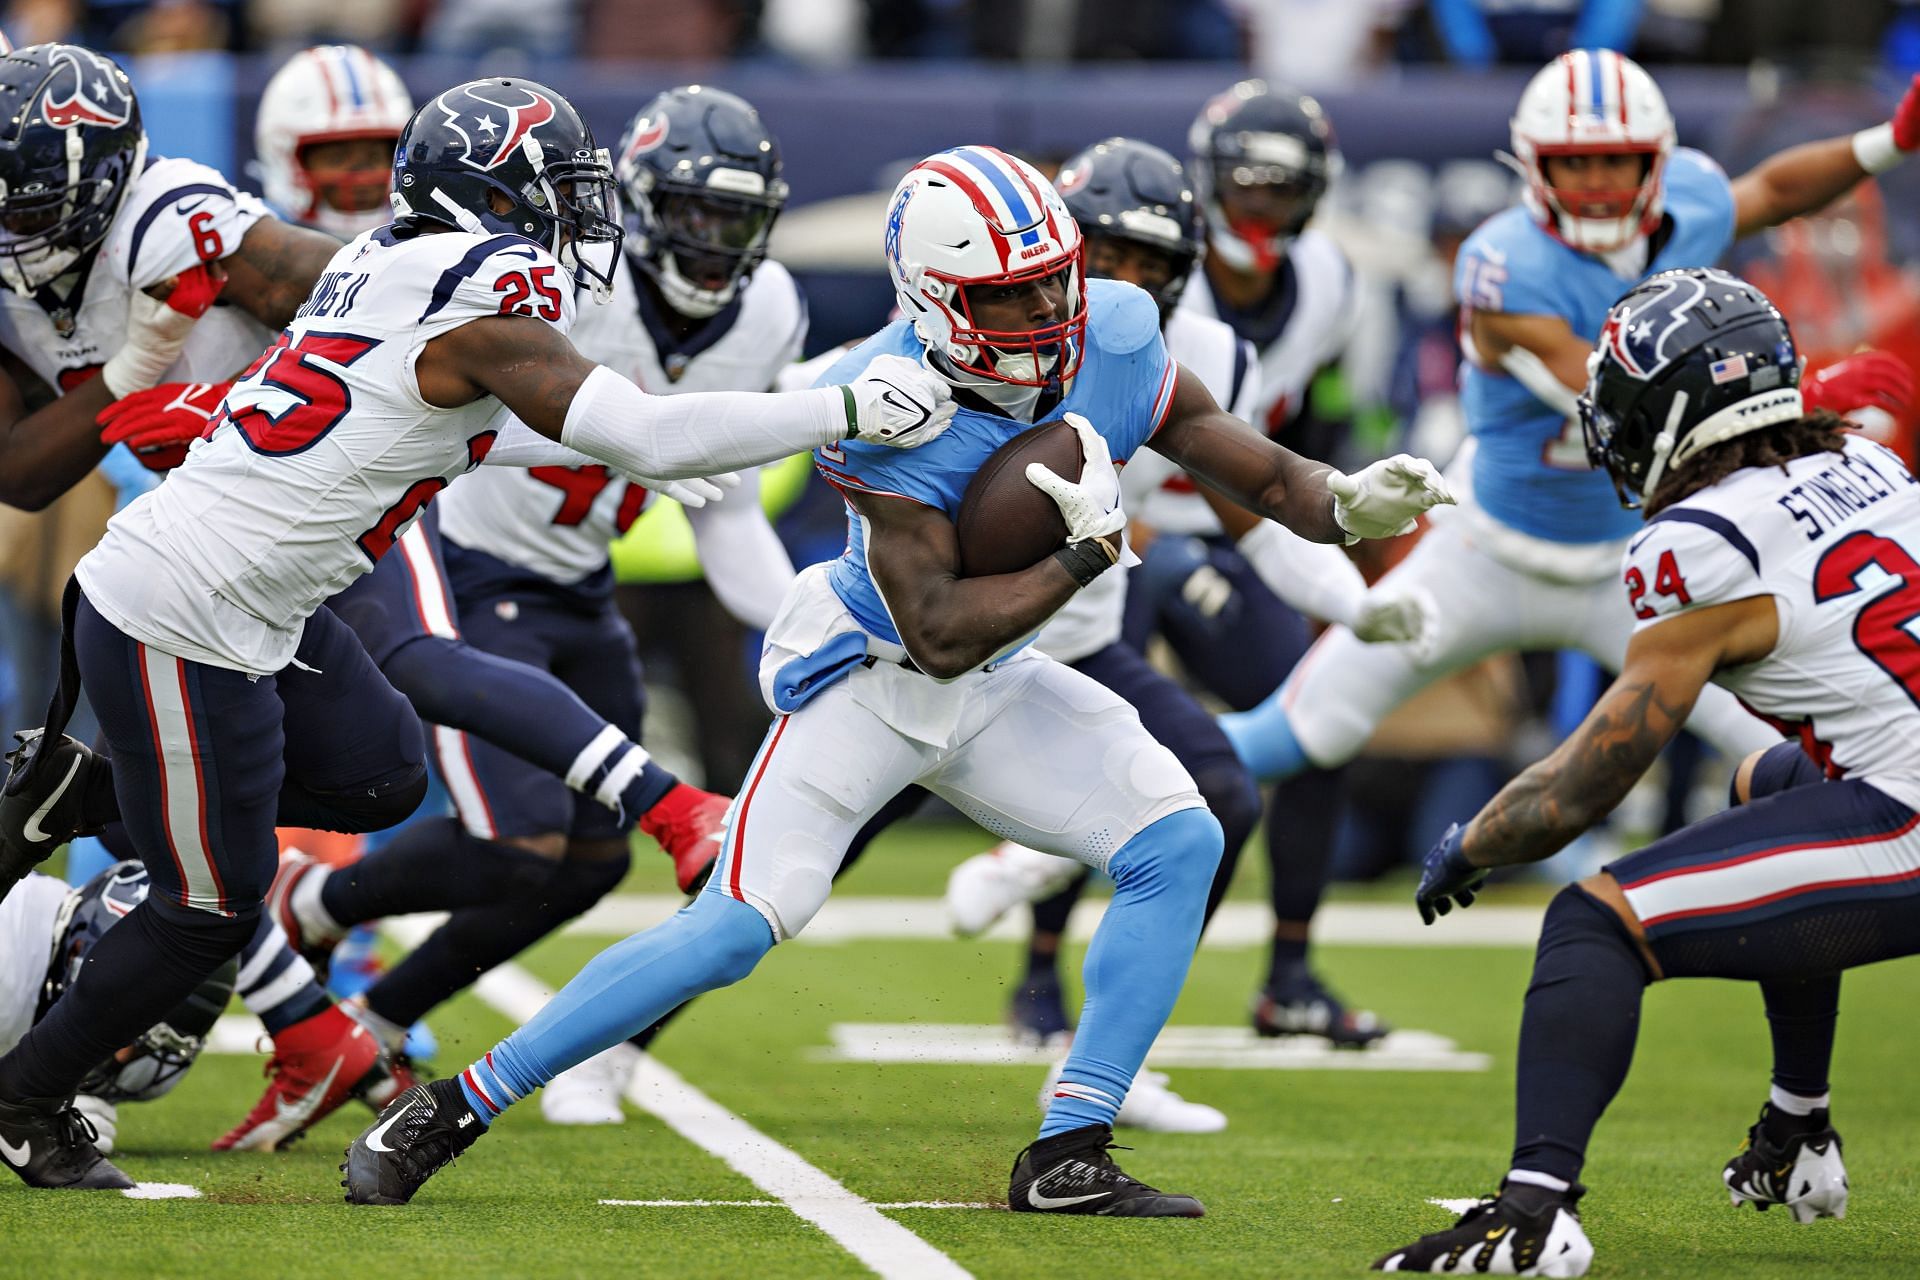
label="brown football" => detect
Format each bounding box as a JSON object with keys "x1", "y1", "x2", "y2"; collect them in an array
[{"x1": 954, "y1": 418, "x2": 1083, "y2": 578}]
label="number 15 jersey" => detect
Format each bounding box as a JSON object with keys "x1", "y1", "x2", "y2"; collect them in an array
[
  {"x1": 78, "y1": 225, "x2": 577, "y2": 676},
  {"x1": 1622, "y1": 434, "x2": 1920, "y2": 810}
]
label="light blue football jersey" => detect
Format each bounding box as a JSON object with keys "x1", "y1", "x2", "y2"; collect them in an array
[
  {"x1": 1455, "y1": 147, "x2": 1736, "y2": 543},
  {"x1": 814, "y1": 278, "x2": 1177, "y2": 649}
]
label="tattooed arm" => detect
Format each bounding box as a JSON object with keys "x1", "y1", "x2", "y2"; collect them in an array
[
  {"x1": 217, "y1": 219, "x2": 343, "y2": 330},
  {"x1": 1460, "y1": 594, "x2": 1781, "y2": 868}
]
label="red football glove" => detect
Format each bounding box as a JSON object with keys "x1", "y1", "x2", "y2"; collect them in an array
[
  {"x1": 637, "y1": 782, "x2": 730, "y2": 894},
  {"x1": 98, "y1": 380, "x2": 232, "y2": 472},
  {"x1": 1893, "y1": 73, "x2": 1920, "y2": 152},
  {"x1": 1802, "y1": 351, "x2": 1916, "y2": 421}
]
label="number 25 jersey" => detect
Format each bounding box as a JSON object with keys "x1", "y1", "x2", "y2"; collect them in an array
[
  {"x1": 78, "y1": 225, "x2": 576, "y2": 676},
  {"x1": 1622, "y1": 434, "x2": 1920, "y2": 810}
]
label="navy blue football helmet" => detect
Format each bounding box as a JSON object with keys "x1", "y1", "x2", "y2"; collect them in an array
[
  {"x1": 391, "y1": 77, "x2": 621, "y2": 299},
  {"x1": 1188, "y1": 80, "x2": 1338, "y2": 273},
  {"x1": 1055, "y1": 137, "x2": 1201, "y2": 323},
  {"x1": 0, "y1": 43, "x2": 145, "y2": 293},
  {"x1": 614, "y1": 85, "x2": 788, "y2": 319},
  {"x1": 39, "y1": 862, "x2": 237, "y2": 1103},
  {"x1": 1581, "y1": 267, "x2": 1805, "y2": 508}
]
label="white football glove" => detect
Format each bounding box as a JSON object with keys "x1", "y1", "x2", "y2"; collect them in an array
[
  {"x1": 1351, "y1": 586, "x2": 1434, "y2": 652},
  {"x1": 1327, "y1": 454, "x2": 1456, "y2": 543},
  {"x1": 623, "y1": 471, "x2": 740, "y2": 509},
  {"x1": 1025, "y1": 412, "x2": 1127, "y2": 545},
  {"x1": 73, "y1": 1094, "x2": 117, "y2": 1156},
  {"x1": 844, "y1": 354, "x2": 957, "y2": 448}
]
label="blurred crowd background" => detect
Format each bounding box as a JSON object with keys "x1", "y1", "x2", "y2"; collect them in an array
[{"x1": 4, "y1": 0, "x2": 1919, "y2": 887}]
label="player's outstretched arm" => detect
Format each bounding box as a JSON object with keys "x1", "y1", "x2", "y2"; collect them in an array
[
  {"x1": 216, "y1": 219, "x2": 346, "y2": 331},
  {"x1": 1460, "y1": 596, "x2": 1775, "y2": 871},
  {"x1": 1150, "y1": 363, "x2": 1452, "y2": 544},
  {"x1": 851, "y1": 488, "x2": 1096, "y2": 680},
  {"x1": 1732, "y1": 73, "x2": 1920, "y2": 237},
  {"x1": 421, "y1": 316, "x2": 952, "y2": 480}
]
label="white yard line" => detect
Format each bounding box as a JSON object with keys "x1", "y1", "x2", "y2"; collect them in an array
[
  {"x1": 599, "y1": 1198, "x2": 995, "y2": 1210},
  {"x1": 563, "y1": 895, "x2": 1544, "y2": 948},
  {"x1": 124, "y1": 1182, "x2": 201, "y2": 1199},
  {"x1": 379, "y1": 917, "x2": 972, "y2": 1280}
]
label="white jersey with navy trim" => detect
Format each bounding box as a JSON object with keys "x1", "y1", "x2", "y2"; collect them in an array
[
  {"x1": 0, "y1": 156, "x2": 272, "y2": 395},
  {"x1": 1036, "y1": 308, "x2": 1260, "y2": 663},
  {"x1": 0, "y1": 873, "x2": 68, "y2": 1055},
  {"x1": 435, "y1": 256, "x2": 807, "y2": 586},
  {"x1": 1176, "y1": 227, "x2": 1354, "y2": 445},
  {"x1": 79, "y1": 226, "x2": 576, "y2": 675},
  {"x1": 1622, "y1": 435, "x2": 1920, "y2": 810}
]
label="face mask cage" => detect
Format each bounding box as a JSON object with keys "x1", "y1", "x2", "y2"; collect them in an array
[
  {"x1": 78, "y1": 1021, "x2": 204, "y2": 1103},
  {"x1": 0, "y1": 173, "x2": 119, "y2": 291},
  {"x1": 933, "y1": 252, "x2": 1089, "y2": 387},
  {"x1": 529, "y1": 149, "x2": 624, "y2": 299},
  {"x1": 1530, "y1": 144, "x2": 1662, "y2": 251}
]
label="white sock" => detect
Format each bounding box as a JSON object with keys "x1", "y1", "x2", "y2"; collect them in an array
[
  {"x1": 1770, "y1": 1084, "x2": 1830, "y2": 1116},
  {"x1": 1506, "y1": 1168, "x2": 1571, "y2": 1194},
  {"x1": 293, "y1": 865, "x2": 346, "y2": 944}
]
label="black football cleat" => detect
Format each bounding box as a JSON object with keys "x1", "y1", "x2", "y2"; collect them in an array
[
  {"x1": 1724, "y1": 1103, "x2": 1848, "y2": 1222},
  {"x1": 342, "y1": 1078, "x2": 483, "y2": 1206},
  {"x1": 1008, "y1": 1123, "x2": 1204, "y2": 1217},
  {"x1": 0, "y1": 731, "x2": 116, "y2": 904},
  {"x1": 0, "y1": 1094, "x2": 135, "y2": 1190},
  {"x1": 1374, "y1": 1180, "x2": 1593, "y2": 1276},
  {"x1": 1252, "y1": 964, "x2": 1389, "y2": 1048}
]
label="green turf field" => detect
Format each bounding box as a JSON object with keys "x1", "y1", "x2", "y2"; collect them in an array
[{"x1": 6, "y1": 820, "x2": 1918, "y2": 1279}]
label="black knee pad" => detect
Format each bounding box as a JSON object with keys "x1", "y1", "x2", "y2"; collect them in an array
[
  {"x1": 316, "y1": 764, "x2": 430, "y2": 834},
  {"x1": 1536, "y1": 884, "x2": 1654, "y2": 985}
]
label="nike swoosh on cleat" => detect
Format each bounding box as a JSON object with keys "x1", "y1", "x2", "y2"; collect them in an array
[
  {"x1": 0, "y1": 1134, "x2": 28, "y2": 1166},
  {"x1": 1026, "y1": 1187, "x2": 1109, "y2": 1210},
  {"x1": 362, "y1": 1100, "x2": 414, "y2": 1153},
  {"x1": 20, "y1": 756, "x2": 81, "y2": 844},
  {"x1": 275, "y1": 1058, "x2": 346, "y2": 1126}
]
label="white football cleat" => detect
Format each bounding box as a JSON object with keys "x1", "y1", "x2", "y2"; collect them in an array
[
  {"x1": 1724, "y1": 1105, "x2": 1848, "y2": 1223},
  {"x1": 1038, "y1": 1062, "x2": 1227, "y2": 1134},
  {"x1": 540, "y1": 1042, "x2": 639, "y2": 1126},
  {"x1": 946, "y1": 842, "x2": 1083, "y2": 937},
  {"x1": 1375, "y1": 1183, "x2": 1592, "y2": 1275}
]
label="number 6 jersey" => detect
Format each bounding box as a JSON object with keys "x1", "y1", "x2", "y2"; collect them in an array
[
  {"x1": 1621, "y1": 434, "x2": 1920, "y2": 809},
  {"x1": 78, "y1": 225, "x2": 577, "y2": 676}
]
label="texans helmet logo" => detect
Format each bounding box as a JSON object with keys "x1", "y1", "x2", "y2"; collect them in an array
[
  {"x1": 39, "y1": 46, "x2": 133, "y2": 129},
  {"x1": 434, "y1": 84, "x2": 559, "y2": 173},
  {"x1": 1600, "y1": 272, "x2": 1711, "y2": 381},
  {"x1": 622, "y1": 115, "x2": 668, "y2": 164}
]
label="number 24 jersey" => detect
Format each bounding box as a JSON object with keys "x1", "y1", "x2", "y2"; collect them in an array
[
  {"x1": 1623, "y1": 434, "x2": 1920, "y2": 809},
  {"x1": 78, "y1": 225, "x2": 576, "y2": 676}
]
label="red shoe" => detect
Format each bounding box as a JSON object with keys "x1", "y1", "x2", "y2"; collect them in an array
[
  {"x1": 264, "y1": 848, "x2": 342, "y2": 969},
  {"x1": 638, "y1": 783, "x2": 729, "y2": 893},
  {"x1": 211, "y1": 1005, "x2": 380, "y2": 1152}
]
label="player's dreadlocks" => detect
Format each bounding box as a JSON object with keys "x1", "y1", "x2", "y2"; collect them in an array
[{"x1": 1647, "y1": 410, "x2": 1850, "y2": 518}]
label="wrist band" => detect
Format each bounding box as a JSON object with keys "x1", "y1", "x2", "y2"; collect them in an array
[
  {"x1": 1852, "y1": 122, "x2": 1903, "y2": 175},
  {"x1": 839, "y1": 385, "x2": 859, "y2": 437},
  {"x1": 1054, "y1": 539, "x2": 1114, "y2": 587}
]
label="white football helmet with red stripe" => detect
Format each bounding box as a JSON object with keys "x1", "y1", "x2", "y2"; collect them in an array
[
  {"x1": 256, "y1": 45, "x2": 412, "y2": 237},
  {"x1": 885, "y1": 145, "x2": 1086, "y2": 387},
  {"x1": 1510, "y1": 48, "x2": 1675, "y2": 253}
]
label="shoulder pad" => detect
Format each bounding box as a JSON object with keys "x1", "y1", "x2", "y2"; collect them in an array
[
  {"x1": 814, "y1": 320, "x2": 921, "y2": 389},
  {"x1": 1456, "y1": 208, "x2": 1561, "y2": 315},
  {"x1": 1621, "y1": 507, "x2": 1761, "y2": 626},
  {"x1": 1085, "y1": 278, "x2": 1161, "y2": 355}
]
